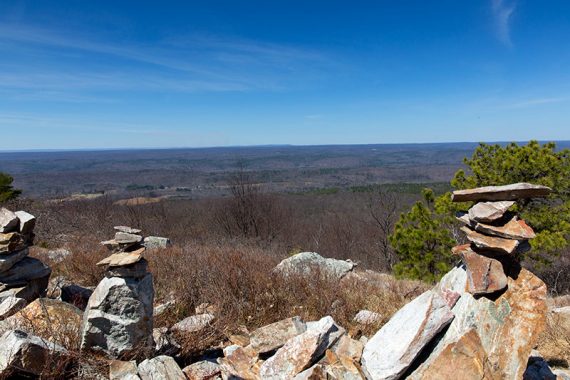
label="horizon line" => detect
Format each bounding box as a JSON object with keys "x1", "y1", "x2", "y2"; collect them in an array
[{"x1": 0, "y1": 139, "x2": 569, "y2": 154}]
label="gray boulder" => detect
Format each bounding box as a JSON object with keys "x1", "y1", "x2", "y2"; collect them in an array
[
  {"x1": 138, "y1": 355, "x2": 185, "y2": 380},
  {"x1": 80, "y1": 273, "x2": 154, "y2": 358},
  {"x1": 274, "y1": 252, "x2": 355, "y2": 280}
]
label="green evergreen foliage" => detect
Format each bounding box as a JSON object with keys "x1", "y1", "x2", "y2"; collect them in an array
[
  {"x1": 389, "y1": 188, "x2": 456, "y2": 282},
  {"x1": 390, "y1": 140, "x2": 570, "y2": 280},
  {"x1": 0, "y1": 172, "x2": 21, "y2": 203}
]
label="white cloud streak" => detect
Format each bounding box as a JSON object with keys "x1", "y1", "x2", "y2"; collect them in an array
[{"x1": 491, "y1": 0, "x2": 516, "y2": 46}]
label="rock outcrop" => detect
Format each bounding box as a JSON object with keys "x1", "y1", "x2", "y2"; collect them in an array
[
  {"x1": 361, "y1": 183, "x2": 551, "y2": 380},
  {"x1": 80, "y1": 227, "x2": 154, "y2": 358}
]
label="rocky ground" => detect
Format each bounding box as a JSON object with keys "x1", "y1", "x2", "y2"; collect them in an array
[{"x1": 0, "y1": 183, "x2": 570, "y2": 379}]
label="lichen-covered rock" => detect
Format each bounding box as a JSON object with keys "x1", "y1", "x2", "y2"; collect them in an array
[
  {"x1": 81, "y1": 274, "x2": 153, "y2": 357},
  {"x1": 274, "y1": 252, "x2": 355, "y2": 280}
]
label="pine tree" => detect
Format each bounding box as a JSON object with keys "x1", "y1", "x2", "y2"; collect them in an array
[{"x1": 0, "y1": 172, "x2": 21, "y2": 203}]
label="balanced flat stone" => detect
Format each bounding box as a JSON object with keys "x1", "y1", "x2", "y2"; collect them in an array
[
  {"x1": 97, "y1": 247, "x2": 145, "y2": 267},
  {"x1": 468, "y1": 201, "x2": 514, "y2": 223},
  {"x1": 461, "y1": 227, "x2": 519, "y2": 255},
  {"x1": 453, "y1": 244, "x2": 507, "y2": 296},
  {"x1": 105, "y1": 259, "x2": 149, "y2": 278},
  {"x1": 475, "y1": 217, "x2": 536, "y2": 240},
  {"x1": 0, "y1": 209, "x2": 19, "y2": 233},
  {"x1": 14, "y1": 211, "x2": 36, "y2": 235},
  {"x1": 114, "y1": 226, "x2": 142, "y2": 234},
  {"x1": 114, "y1": 232, "x2": 143, "y2": 244},
  {"x1": 452, "y1": 183, "x2": 551, "y2": 202}
]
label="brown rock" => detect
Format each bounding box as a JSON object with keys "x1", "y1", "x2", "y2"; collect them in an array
[
  {"x1": 229, "y1": 334, "x2": 250, "y2": 347},
  {"x1": 451, "y1": 183, "x2": 551, "y2": 202},
  {"x1": 110, "y1": 360, "x2": 138, "y2": 380},
  {"x1": 455, "y1": 245, "x2": 508, "y2": 295},
  {"x1": 219, "y1": 345, "x2": 261, "y2": 380},
  {"x1": 259, "y1": 316, "x2": 344, "y2": 379},
  {"x1": 182, "y1": 360, "x2": 221, "y2": 380},
  {"x1": 331, "y1": 334, "x2": 364, "y2": 362},
  {"x1": 249, "y1": 316, "x2": 306, "y2": 354},
  {"x1": 3, "y1": 298, "x2": 82, "y2": 347},
  {"x1": 468, "y1": 201, "x2": 514, "y2": 223},
  {"x1": 475, "y1": 217, "x2": 536, "y2": 240},
  {"x1": 414, "y1": 329, "x2": 493, "y2": 380},
  {"x1": 97, "y1": 247, "x2": 145, "y2": 267},
  {"x1": 461, "y1": 226, "x2": 519, "y2": 255}
]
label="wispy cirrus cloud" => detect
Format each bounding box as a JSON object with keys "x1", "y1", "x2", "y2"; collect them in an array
[
  {"x1": 0, "y1": 23, "x2": 336, "y2": 102},
  {"x1": 491, "y1": 0, "x2": 517, "y2": 47}
]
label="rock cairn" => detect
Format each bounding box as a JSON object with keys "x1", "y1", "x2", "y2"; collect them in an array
[
  {"x1": 80, "y1": 226, "x2": 154, "y2": 358},
  {"x1": 452, "y1": 182, "x2": 551, "y2": 296},
  {"x1": 362, "y1": 183, "x2": 552, "y2": 380},
  {"x1": 0, "y1": 208, "x2": 50, "y2": 318}
]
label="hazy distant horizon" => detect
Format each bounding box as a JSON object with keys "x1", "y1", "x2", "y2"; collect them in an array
[{"x1": 2, "y1": 139, "x2": 570, "y2": 155}]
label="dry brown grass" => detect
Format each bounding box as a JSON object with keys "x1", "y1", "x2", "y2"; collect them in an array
[
  {"x1": 35, "y1": 240, "x2": 428, "y2": 368},
  {"x1": 536, "y1": 310, "x2": 570, "y2": 369}
]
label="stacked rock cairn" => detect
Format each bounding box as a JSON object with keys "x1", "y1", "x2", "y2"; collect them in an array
[
  {"x1": 80, "y1": 226, "x2": 154, "y2": 358},
  {"x1": 452, "y1": 183, "x2": 551, "y2": 296},
  {"x1": 0, "y1": 208, "x2": 51, "y2": 316}
]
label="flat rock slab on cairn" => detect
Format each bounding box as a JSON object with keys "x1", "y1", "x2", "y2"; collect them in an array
[
  {"x1": 467, "y1": 200, "x2": 514, "y2": 223},
  {"x1": 81, "y1": 227, "x2": 153, "y2": 358},
  {"x1": 461, "y1": 226, "x2": 520, "y2": 255},
  {"x1": 451, "y1": 182, "x2": 551, "y2": 202}
]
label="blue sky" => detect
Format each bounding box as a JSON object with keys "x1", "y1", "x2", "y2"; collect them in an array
[{"x1": 1, "y1": 0, "x2": 569, "y2": 150}]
